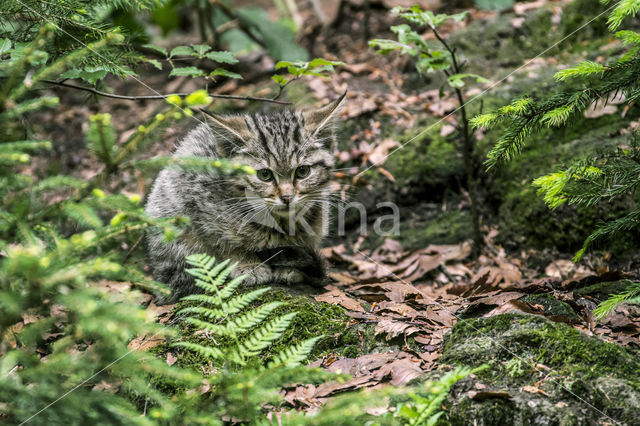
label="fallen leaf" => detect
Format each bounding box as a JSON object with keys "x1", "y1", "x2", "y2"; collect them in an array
[
  {"x1": 374, "y1": 319, "x2": 420, "y2": 341},
  {"x1": 522, "y1": 385, "x2": 547, "y2": 395},
  {"x1": 365, "y1": 138, "x2": 400, "y2": 167},
  {"x1": 315, "y1": 288, "x2": 365, "y2": 312},
  {"x1": 128, "y1": 334, "x2": 166, "y2": 351},
  {"x1": 166, "y1": 351, "x2": 178, "y2": 366}
]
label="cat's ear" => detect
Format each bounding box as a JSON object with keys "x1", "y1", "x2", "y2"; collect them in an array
[{"x1": 302, "y1": 91, "x2": 346, "y2": 136}]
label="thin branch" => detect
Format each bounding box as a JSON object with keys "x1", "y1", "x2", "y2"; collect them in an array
[
  {"x1": 211, "y1": 0, "x2": 268, "y2": 49},
  {"x1": 272, "y1": 77, "x2": 299, "y2": 101},
  {"x1": 40, "y1": 79, "x2": 292, "y2": 105}
]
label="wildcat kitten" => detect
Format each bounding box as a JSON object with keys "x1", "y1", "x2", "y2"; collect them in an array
[{"x1": 145, "y1": 94, "x2": 344, "y2": 302}]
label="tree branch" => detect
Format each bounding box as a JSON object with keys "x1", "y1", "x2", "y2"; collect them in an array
[{"x1": 40, "y1": 79, "x2": 292, "y2": 105}]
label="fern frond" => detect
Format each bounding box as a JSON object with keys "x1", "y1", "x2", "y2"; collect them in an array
[
  {"x1": 183, "y1": 302, "x2": 283, "y2": 337},
  {"x1": 176, "y1": 303, "x2": 226, "y2": 319},
  {"x1": 223, "y1": 287, "x2": 272, "y2": 316},
  {"x1": 269, "y1": 336, "x2": 322, "y2": 368},
  {"x1": 171, "y1": 341, "x2": 224, "y2": 360},
  {"x1": 237, "y1": 312, "x2": 297, "y2": 357},
  {"x1": 218, "y1": 275, "x2": 249, "y2": 300},
  {"x1": 227, "y1": 302, "x2": 283, "y2": 335}
]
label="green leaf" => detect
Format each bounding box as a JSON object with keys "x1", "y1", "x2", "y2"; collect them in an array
[
  {"x1": 144, "y1": 58, "x2": 162, "y2": 70},
  {"x1": 272, "y1": 74, "x2": 288, "y2": 85},
  {"x1": 169, "y1": 45, "x2": 194, "y2": 57},
  {"x1": 447, "y1": 73, "x2": 490, "y2": 88},
  {"x1": 60, "y1": 66, "x2": 109, "y2": 85},
  {"x1": 369, "y1": 38, "x2": 418, "y2": 56},
  {"x1": 308, "y1": 58, "x2": 344, "y2": 68},
  {"x1": 204, "y1": 50, "x2": 238, "y2": 64},
  {"x1": 169, "y1": 66, "x2": 204, "y2": 77},
  {"x1": 275, "y1": 60, "x2": 296, "y2": 69},
  {"x1": 0, "y1": 38, "x2": 11, "y2": 55},
  {"x1": 209, "y1": 68, "x2": 242, "y2": 79},
  {"x1": 190, "y1": 44, "x2": 211, "y2": 57},
  {"x1": 142, "y1": 43, "x2": 168, "y2": 56}
]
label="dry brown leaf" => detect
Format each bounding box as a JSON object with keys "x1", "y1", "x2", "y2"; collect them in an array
[
  {"x1": 522, "y1": 385, "x2": 547, "y2": 395},
  {"x1": 365, "y1": 138, "x2": 400, "y2": 167},
  {"x1": 386, "y1": 358, "x2": 424, "y2": 386},
  {"x1": 468, "y1": 291, "x2": 526, "y2": 307},
  {"x1": 128, "y1": 334, "x2": 166, "y2": 351},
  {"x1": 371, "y1": 238, "x2": 404, "y2": 264},
  {"x1": 374, "y1": 319, "x2": 421, "y2": 341},
  {"x1": 482, "y1": 300, "x2": 536, "y2": 318},
  {"x1": 545, "y1": 260, "x2": 575, "y2": 279},
  {"x1": 328, "y1": 271, "x2": 358, "y2": 284},
  {"x1": 147, "y1": 301, "x2": 175, "y2": 324},
  {"x1": 377, "y1": 167, "x2": 395, "y2": 182},
  {"x1": 315, "y1": 288, "x2": 365, "y2": 312},
  {"x1": 166, "y1": 351, "x2": 178, "y2": 366}
]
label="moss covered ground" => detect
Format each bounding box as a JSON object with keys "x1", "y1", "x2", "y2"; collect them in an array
[{"x1": 440, "y1": 314, "x2": 640, "y2": 425}]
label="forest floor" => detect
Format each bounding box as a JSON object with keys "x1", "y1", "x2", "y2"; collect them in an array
[{"x1": 27, "y1": 0, "x2": 640, "y2": 423}]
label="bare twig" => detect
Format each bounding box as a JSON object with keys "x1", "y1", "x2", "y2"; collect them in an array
[
  {"x1": 210, "y1": 0, "x2": 267, "y2": 49},
  {"x1": 40, "y1": 79, "x2": 292, "y2": 105}
]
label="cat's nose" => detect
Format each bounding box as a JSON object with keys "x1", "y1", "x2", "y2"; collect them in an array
[{"x1": 280, "y1": 194, "x2": 292, "y2": 204}]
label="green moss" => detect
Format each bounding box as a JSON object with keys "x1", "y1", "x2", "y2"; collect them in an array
[
  {"x1": 396, "y1": 210, "x2": 472, "y2": 250},
  {"x1": 520, "y1": 294, "x2": 579, "y2": 321},
  {"x1": 440, "y1": 314, "x2": 640, "y2": 424},
  {"x1": 255, "y1": 289, "x2": 352, "y2": 360},
  {"x1": 572, "y1": 280, "x2": 633, "y2": 301},
  {"x1": 385, "y1": 123, "x2": 463, "y2": 191},
  {"x1": 504, "y1": 358, "x2": 527, "y2": 379}
]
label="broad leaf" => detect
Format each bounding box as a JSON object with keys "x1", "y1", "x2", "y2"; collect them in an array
[
  {"x1": 170, "y1": 66, "x2": 204, "y2": 77},
  {"x1": 209, "y1": 68, "x2": 242, "y2": 79},
  {"x1": 205, "y1": 51, "x2": 238, "y2": 64}
]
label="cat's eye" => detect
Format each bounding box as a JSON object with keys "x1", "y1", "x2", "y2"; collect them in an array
[
  {"x1": 295, "y1": 165, "x2": 311, "y2": 179},
  {"x1": 256, "y1": 169, "x2": 274, "y2": 182}
]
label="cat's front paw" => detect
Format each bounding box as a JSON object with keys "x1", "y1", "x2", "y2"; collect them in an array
[
  {"x1": 233, "y1": 263, "x2": 273, "y2": 286},
  {"x1": 272, "y1": 267, "x2": 305, "y2": 284}
]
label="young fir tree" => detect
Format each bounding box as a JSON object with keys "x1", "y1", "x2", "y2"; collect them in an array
[
  {"x1": 472, "y1": 0, "x2": 640, "y2": 318},
  {"x1": 370, "y1": 6, "x2": 490, "y2": 252}
]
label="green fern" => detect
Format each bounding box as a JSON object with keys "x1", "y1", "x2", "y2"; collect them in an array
[{"x1": 173, "y1": 253, "x2": 320, "y2": 367}]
